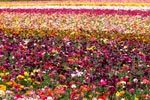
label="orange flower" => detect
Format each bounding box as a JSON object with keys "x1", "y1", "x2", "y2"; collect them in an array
[
  {"x1": 54, "y1": 88, "x2": 65, "y2": 95},
  {"x1": 0, "y1": 66, "x2": 5, "y2": 72},
  {"x1": 34, "y1": 81, "x2": 41, "y2": 85},
  {"x1": 68, "y1": 58, "x2": 75, "y2": 63},
  {"x1": 26, "y1": 90, "x2": 32, "y2": 96},
  {"x1": 0, "y1": 85, "x2": 6, "y2": 91},
  {"x1": 116, "y1": 91, "x2": 124, "y2": 97},
  {"x1": 59, "y1": 74, "x2": 66, "y2": 80},
  {"x1": 141, "y1": 94, "x2": 150, "y2": 99},
  {"x1": 82, "y1": 98, "x2": 87, "y2": 100},
  {"x1": 43, "y1": 62, "x2": 56, "y2": 69},
  {"x1": 141, "y1": 94, "x2": 146, "y2": 99},
  {"x1": 47, "y1": 89, "x2": 53, "y2": 96},
  {"x1": 80, "y1": 85, "x2": 91, "y2": 91}
]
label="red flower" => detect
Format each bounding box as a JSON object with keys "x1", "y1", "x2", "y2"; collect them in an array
[
  {"x1": 98, "y1": 93, "x2": 109, "y2": 100},
  {"x1": 15, "y1": 94, "x2": 22, "y2": 99},
  {"x1": 98, "y1": 96, "x2": 105, "y2": 100},
  {"x1": 43, "y1": 62, "x2": 55, "y2": 69},
  {"x1": 103, "y1": 92, "x2": 109, "y2": 97}
]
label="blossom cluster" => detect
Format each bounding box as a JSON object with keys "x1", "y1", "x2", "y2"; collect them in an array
[
  {"x1": 0, "y1": 9, "x2": 150, "y2": 40},
  {"x1": 0, "y1": 31, "x2": 150, "y2": 99},
  {"x1": 0, "y1": 2, "x2": 150, "y2": 99},
  {"x1": 0, "y1": 1, "x2": 150, "y2": 6}
]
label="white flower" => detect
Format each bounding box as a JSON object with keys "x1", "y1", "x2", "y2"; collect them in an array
[
  {"x1": 66, "y1": 42, "x2": 71, "y2": 46},
  {"x1": 12, "y1": 56, "x2": 15, "y2": 59},
  {"x1": 121, "y1": 98, "x2": 126, "y2": 100},
  {"x1": 34, "y1": 43, "x2": 37, "y2": 46},
  {"x1": 71, "y1": 84, "x2": 76, "y2": 88},
  {"x1": 0, "y1": 90, "x2": 5, "y2": 98},
  {"x1": 46, "y1": 96, "x2": 53, "y2": 100},
  {"x1": 42, "y1": 45, "x2": 45, "y2": 47},
  {"x1": 42, "y1": 71, "x2": 46, "y2": 74},
  {"x1": 76, "y1": 71, "x2": 83, "y2": 77},
  {"x1": 71, "y1": 73, "x2": 76, "y2": 78},
  {"x1": 133, "y1": 78, "x2": 138, "y2": 83},
  {"x1": 71, "y1": 71, "x2": 84, "y2": 78},
  {"x1": 24, "y1": 39, "x2": 30, "y2": 45},
  {"x1": 120, "y1": 81, "x2": 126, "y2": 85},
  {"x1": 17, "y1": 98, "x2": 25, "y2": 100},
  {"x1": 42, "y1": 88, "x2": 45, "y2": 91}
]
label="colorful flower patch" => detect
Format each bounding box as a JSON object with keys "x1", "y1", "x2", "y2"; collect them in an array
[
  {"x1": 0, "y1": 0, "x2": 150, "y2": 6},
  {"x1": 0, "y1": 9, "x2": 150, "y2": 42},
  {"x1": 0, "y1": 32, "x2": 150, "y2": 99},
  {"x1": 0, "y1": 1, "x2": 150, "y2": 100}
]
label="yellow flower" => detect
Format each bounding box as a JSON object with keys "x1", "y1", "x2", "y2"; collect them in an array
[
  {"x1": 30, "y1": 85, "x2": 33, "y2": 89},
  {"x1": 17, "y1": 75, "x2": 24, "y2": 80},
  {"x1": 116, "y1": 91, "x2": 124, "y2": 97},
  {"x1": 33, "y1": 69, "x2": 39, "y2": 73},
  {"x1": 20, "y1": 85, "x2": 24, "y2": 89},
  {"x1": 88, "y1": 94, "x2": 92, "y2": 98},
  {"x1": 6, "y1": 81, "x2": 13, "y2": 86},
  {"x1": 27, "y1": 78, "x2": 32, "y2": 81},
  {"x1": 58, "y1": 85, "x2": 67, "y2": 88},
  {"x1": 82, "y1": 98, "x2": 87, "y2": 100},
  {"x1": 0, "y1": 85, "x2": 6, "y2": 91},
  {"x1": 4, "y1": 72, "x2": 9, "y2": 76},
  {"x1": 52, "y1": 49, "x2": 58, "y2": 54},
  {"x1": 24, "y1": 72, "x2": 29, "y2": 77},
  {"x1": 134, "y1": 97, "x2": 139, "y2": 100},
  {"x1": 86, "y1": 46, "x2": 96, "y2": 51},
  {"x1": 123, "y1": 46, "x2": 128, "y2": 49},
  {"x1": 103, "y1": 38, "x2": 108, "y2": 44},
  {"x1": 0, "y1": 73, "x2": 4, "y2": 77},
  {"x1": 0, "y1": 90, "x2": 5, "y2": 98},
  {"x1": 34, "y1": 81, "x2": 40, "y2": 85},
  {"x1": 31, "y1": 72, "x2": 34, "y2": 75}
]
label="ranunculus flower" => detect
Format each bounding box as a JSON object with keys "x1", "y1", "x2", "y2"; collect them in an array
[
  {"x1": 99, "y1": 79, "x2": 107, "y2": 86},
  {"x1": 0, "y1": 90, "x2": 5, "y2": 98},
  {"x1": 0, "y1": 85, "x2": 6, "y2": 91}
]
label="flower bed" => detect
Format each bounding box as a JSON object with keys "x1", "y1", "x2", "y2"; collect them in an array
[
  {"x1": 0, "y1": 32, "x2": 150, "y2": 100},
  {"x1": 0, "y1": 1, "x2": 150, "y2": 6},
  {"x1": 0, "y1": 9, "x2": 150, "y2": 40},
  {"x1": 0, "y1": 5, "x2": 150, "y2": 100}
]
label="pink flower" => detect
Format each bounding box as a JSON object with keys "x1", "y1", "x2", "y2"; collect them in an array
[
  {"x1": 92, "y1": 97, "x2": 97, "y2": 100},
  {"x1": 142, "y1": 78, "x2": 149, "y2": 84},
  {"x1": 15, "y1": 94, "x2": 22, "y2": 99},
  {"x1": 99, "y1": 79, "x2": 107, "y2": 86},
  {"x1": 129, "y1": 88, "x2": 135, "y2": 93}
]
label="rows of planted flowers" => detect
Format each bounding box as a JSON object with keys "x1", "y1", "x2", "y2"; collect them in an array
[
  {"x1": 1, "y1": 9, "x2": 150, "y2": 38},
  {"x1": 0, "y1": 7, "x2": 150, "y2": 100},
  {"x1": 0, "y1": 1, "x2": 150, "y2": 6},
  {"x1": 0, "y1": 31, "x2": 150, "y2": 100}
]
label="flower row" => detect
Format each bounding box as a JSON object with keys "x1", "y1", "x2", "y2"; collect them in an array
[
  {"x1": 0, "y1": 2, "x2": 150, "y2": 7},
  {"x1": 1, "y1": 6, "x2": 150, "y2": 11},
  {"x1": 0, "y1": 1, "x2": 150, "y2": 7},
  {"x1": 0, "y1": 32, "x2": 150, "y2": 99},
  {"x1": 0, "y1": 9, "x2": 150, "y2": 42}
]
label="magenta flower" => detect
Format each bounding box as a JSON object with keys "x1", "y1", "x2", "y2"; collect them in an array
[{"x1": 99, "y1": 79, "x2": 107, "y2": 87}]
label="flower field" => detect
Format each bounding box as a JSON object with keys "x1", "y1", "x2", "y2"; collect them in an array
[{"x1": 0, "y1": 1, "x2": 150, "y2": 100}]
